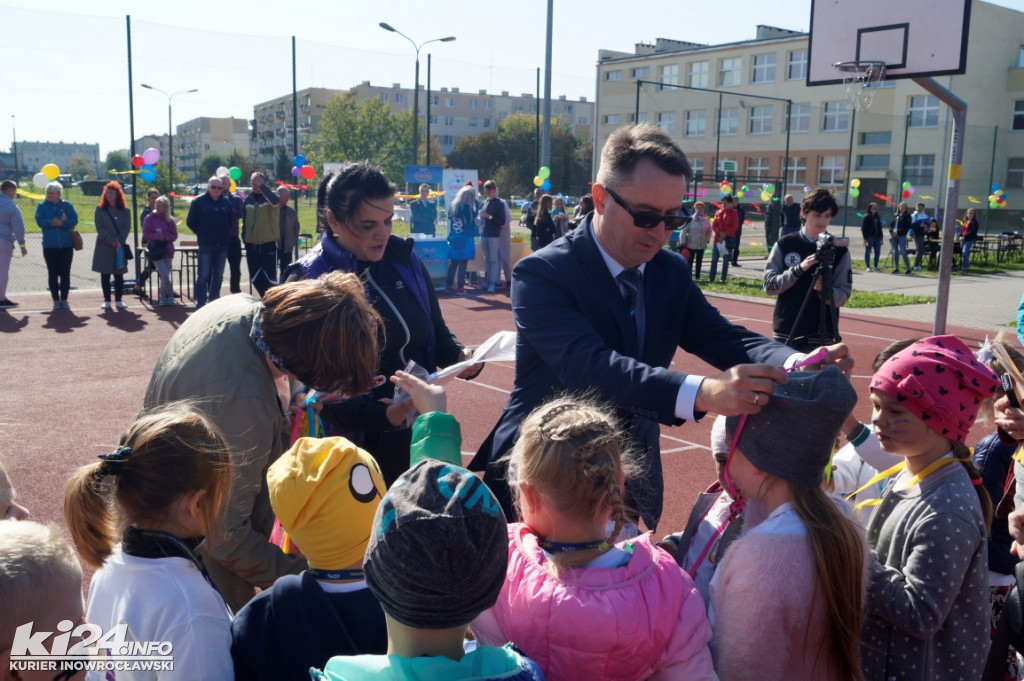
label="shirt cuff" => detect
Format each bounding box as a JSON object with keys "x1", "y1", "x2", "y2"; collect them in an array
[{"x1": 675, "y1": 374, "x2": 706, "y2": 422}]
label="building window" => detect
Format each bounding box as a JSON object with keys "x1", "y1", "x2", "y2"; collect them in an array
[
  {"x1": 469, "y1": 117, "x2": 478, "y2": 127},
  {"x1": 787, "y1": 156, "x2": 807, "y2": 185},
  {"x1": 1019, "y1": 46, "x2": 1024, "y2": 68},
  {"x1": 431, "y1": 95, "x2": 439, "y2": 106},
  {"x1": 469, "y1": 99, "x2": 479, "y2": 109},
  {"x1": 445, "y1": 96, "x2": 455, "y2": 108},
  {"x1": 860, "y1": 131, "x2": 892, "y2": 145},
  {"x1": 788, "y1": 104, "x2": 810, "y2": 133},
  {"x1": 444, "y1": 116, "x2": 454, "y2": 126},
  {"x1": 483, "y1": 118, "x2": 491, "y2": 128},
  {"x1": 1008, "y1": 158, "x2": 1024, "y2": 188},
  {"x1": 909, "y1": 95, "x2": 940, "y2": 128},
  {"x1": 429, "y1": 115, "x2": 438, "y2": 125},
  {"x1": 822, "y1": 101, "x2": 850, "y2": 131},
  {"x1": 1013, "y1": 101, "x2": 1024, "y2": 131},
  {"x1": 603, "y1": 114, "x2": 622, "y2": 125},
  {"x1": 564, "y1": 105, "x2": 573, "y2": 115},
  {"x1": 659, "y1": 64, "x2": 679, "y2": 89},
  {"x1": 818, "y1": 155, "x2": 845, "y2": 185},
  {"x1": 719, "y1": 108, "x2": 739, "y2": 135},
  {"x1": 685, "y1": 110, "x2": 706, "y2": 137},
  {"x1": 578, "y1": 116, "x2": 588, "y2": 125},
  {"x1": 903, "y1": 154, "x2": 935, "y2": 185},
  {"x1": 858, "y1": 154, "x2": 890, "y2": 169},
  {"x1": 514, "y1": 101, "x2": 524, "y2": 112},
  {"x1": 636, "y1": 112, "x2": 649, "y2": 123},
  {"x1": 395, "y1": 93, "x2": 404, "y2": 104},
  {"x1": 749, "y1": 105, "x2": 773, "y2": 134},
  {"x1": 787, "y1": 50, "x2": 807, "y2": 80},
  {"x1": 605, "y1": 70, "x2": 623, "y2": 81},
  {"x1": 751, "y1": 54, "x2": 776, "y2": 83},
  {"x1": 441, "y1": 135, "x2": 454, "y2": 146},
  {"x1": 631, "y1": 66, "x2": 650, "y2": 78},
  {"x1": 719, "y1": 58, "x2": 741, "y2": 86},
  {"x1": 688, "y1": 61, "x2": 709, "y2": 88},
  {"x1": 658, "y1": 112, "x2": 676, "y2": 134},
  {"x1": 497, "y1": 111, "x2": 507, "y2": 121},
  {"x1": 746, "y1": 156, "x2": 771, "y2": 179},
  {"x1": 380, "y1": 93, "x2": 389, "y2": 103},
  {"x1": 485, "y1": 100, "x2": 492, "y2": 110},
  {"x1": 530, "y1": 103, "x2": 537, "y2": 114},
  {"x1": 691, "y1": 157, "x2": 705, "y2": 180}
]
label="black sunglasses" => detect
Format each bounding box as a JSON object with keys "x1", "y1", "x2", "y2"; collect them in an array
[{"x1": 602, "y1": 186, "x2": 687, "y2": 230}]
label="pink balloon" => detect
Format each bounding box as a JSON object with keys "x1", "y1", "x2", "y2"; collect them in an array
[{"x1": 142, "y1": 147, "x2": 160, "y2": 165}]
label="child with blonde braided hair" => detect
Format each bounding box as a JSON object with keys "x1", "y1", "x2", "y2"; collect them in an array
[{"x1": 472, "y1": 396, "x2": 715, "y2": 681}]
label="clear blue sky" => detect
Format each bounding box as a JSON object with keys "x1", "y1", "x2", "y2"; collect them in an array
[{"x1": 2, "y1": 0, "x2": 1014, "y2": 159}]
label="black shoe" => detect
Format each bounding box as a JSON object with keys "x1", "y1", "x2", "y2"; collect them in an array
[
  {"x1": 0, "y1": 299, "x2": 17, "y2": 308},
  {"x1": 731, "y1": 262, "x2": 741, "y2": 267},
  {"x1": 905, "y1": 269, "x2": 912, "y2": 275}
]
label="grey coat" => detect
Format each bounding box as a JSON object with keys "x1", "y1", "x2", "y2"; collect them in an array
[
  {"x1": 278, "y1": 203, "x2": 299, "y2": 254},
  {"x1": 91, "y1": 206, "x2": 131, "y2": 274}
]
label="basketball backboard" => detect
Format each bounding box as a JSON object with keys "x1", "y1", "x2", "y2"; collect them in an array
[{"x1": 807, "y1": 0, "x2": 972, "y2": 86}]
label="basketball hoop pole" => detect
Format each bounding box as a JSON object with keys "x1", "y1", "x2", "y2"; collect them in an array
[{"x1": 912, "y1": 77, "x2": 966, "y2": 336}]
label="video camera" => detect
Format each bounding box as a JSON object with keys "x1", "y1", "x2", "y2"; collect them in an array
[{"x1": 815, "y1": 234, "x2": 850, "y2": 266}]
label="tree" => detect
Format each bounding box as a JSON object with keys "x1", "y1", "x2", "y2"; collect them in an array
[
  {"x1": 306, "y1": 94, "x2": 413, "y2": 184},
  {"x1": 104, "y1": 151, "x2": 130, "y2": 175},
  {"x1": 275, "y1": 150, "x2": 293, "y2": 182},
  {"x1": 200, "y1": 153, "x2": 225, "y2": 181},
  {"x1": 69, "y1": 155, "x2": 94, "y2": 181},
  {"x1": 227, "y1": 148, "x2": 257, "y2": 183},
  {"x1": 147, "y1": 161, "x2": 188, "y2": 197}
]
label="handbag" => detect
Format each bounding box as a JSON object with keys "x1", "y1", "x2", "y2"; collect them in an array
[
  {"x1": 70, "y1": 229, "x2": 83, "y2": 251},
  {"x1": 105, "y1": 207, "x2": 131, "y2": 260},
  {"x1": 147, "y1": 239, "x2": 168, "y2": 260}
]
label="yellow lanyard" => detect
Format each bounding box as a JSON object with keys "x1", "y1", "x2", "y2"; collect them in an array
[{"x1": 846, "y1": 456, "x2": 959, "y2": 512}]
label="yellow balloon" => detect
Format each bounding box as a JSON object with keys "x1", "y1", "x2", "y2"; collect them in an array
[
  {"x1": 229, "y1": 179, "x2": 237, "y2": 193},
  {"x1": 42, "y1": 163, "x2": 60, "y2": 180},
  {"x1": 850, "y1": 178, "x2": 861, "y2": 188}
]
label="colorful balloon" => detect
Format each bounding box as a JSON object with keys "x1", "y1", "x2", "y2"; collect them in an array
[
  {"x1": 291, "y1": 166, "x2": 301, "y2": 177},
  {"x1": 229, "y1": 179, "x2": 237, "y2": 193},
  {"x1": 850, "y1": 178, "x2": 861, "y2": 189},
  {"x1": 901, "y1": 181, "x2": 911, "y2": 190},
  {"x1": 139, "y1": 164, "x2": 157, "y2": 182},
  {"x1": 902, "y1": 190, "x2": 911, "y2": 199},
  {"x1": 721, "y1": 184, "x2": 733, "y2": 195},
  {"x1": 907, "y1": 186, "x2": 915, "y2": 195},
  {"x1": 533, "y1": 176, "x2": 543, "y2": 187},
  {"x1": 142, "y1": 148, "x2": 161, "y2": 165},
  {"x1": 760, "y1": 191, "x2": 771, "y2": 202},
  {"x1": 764, "y1": 184, "x2": 775, "y2": 194},
  {"x1": 850, "y1": 188, "x2": 860, "y2": 198},
  {"x1": 131, "y1": 155, "x2": 144, "y2": 168},
  {"x1": 216, "y1": 166, "x2": 229, "y2": 177},
  {"x1": 300, "y1": 165, "x2": 315, "y2": 180},
  {"x1": 294, "y1": 155, "x2": 306, "y2": 167},
  {"x1": 992, "y1": 184, "x2": 1001, "y2": 192},
  {"x1": 41, "y1": 163, "x2": 60, "y2": 180},
  {"x1": 33, "y1": 172, "x2": 49, "y2": 188},
  {"x1": 229, "y1": 166, "x2": 242, "y2": 181},
  {"x1": 538, "y1": 166, "x2": 551, "y2": 179},
  {"x1": 803, "y1": 185, "x2": 812, "y2": 193}
]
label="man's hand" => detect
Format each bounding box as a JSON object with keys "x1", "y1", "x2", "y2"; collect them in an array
[
  {"x1": 995, "y1": 394, "x2": 1024, "y2": 440},
  {"x1": 799, "y1": 253, "x2": 818, "y2": 273},
  {"x1": 383, "y1": 398, "x2": 415, "y2": 428},
  {"x1": 454, "y1": 347, "x2": 483, "y2": 380},
  {"x1": 694, "y1": 363, "x2": 788, "y2": 416},
  {"x1": 390, "y1": 369, "x2": 447, "y2": 415}
]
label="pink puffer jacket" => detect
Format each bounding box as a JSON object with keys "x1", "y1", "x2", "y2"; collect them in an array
[{"x1": 472, "y1": 523, "x2": 715, "y2": 681}]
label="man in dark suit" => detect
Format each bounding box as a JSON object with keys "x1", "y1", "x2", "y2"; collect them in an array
[{"x1": 470, "y1": 124, "x2": 851, "y2": 531}]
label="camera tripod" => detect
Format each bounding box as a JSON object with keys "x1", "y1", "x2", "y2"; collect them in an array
[{"x1": 786, "y1": 258, "x2": 841, "y2": 352}]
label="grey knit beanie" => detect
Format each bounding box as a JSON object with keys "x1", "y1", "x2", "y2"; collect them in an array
[
  {"x1": 725, "y1": 366, "x2": 856, "y2": 487},
  {"x1": 363, "y1": 459, "x2": 508, "y2": 629}
]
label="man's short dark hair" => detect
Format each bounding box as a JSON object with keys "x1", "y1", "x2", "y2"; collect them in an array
[
  {"x1": 0, "y1": 180, "x2": 16, "y2": 193},
  {"x1": 801, "y1": 188, "x2": 839, "y2": 218},
  {"x1": 483, "y1": 180, "x2": 496, "y2": 191},
  {"x1": 596, "y1": 124, "x2": 692, "y2": 187}
]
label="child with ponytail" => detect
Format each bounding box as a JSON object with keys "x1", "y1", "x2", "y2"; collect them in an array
[
  {"x1": 861, "y1": 335, "x2": 1000, "y2": 681},
  {"x1": 711, "y1": 366, "x2": 866, "y2": 681},
  {"x1": 471, "y1": 396, "x2": 715, "y2": 681},
  {"x1": 64, "y1": 403, "x2": 233, "y2": 680}
]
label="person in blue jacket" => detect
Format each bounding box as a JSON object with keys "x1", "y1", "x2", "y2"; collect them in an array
[{"x1": 35, "y1": 181, "x2": 78, "y2": 310}]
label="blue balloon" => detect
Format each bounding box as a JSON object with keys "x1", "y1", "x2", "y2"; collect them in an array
[
  {"x1": 294, "y1": 155, "x2": 306, "y2": 167},
  {"x1": 140, "y1": 164, "x2": 157, "y2": 182},
  {"x1": 541, "y1": 179, "x2": 551, "y2": 191}
]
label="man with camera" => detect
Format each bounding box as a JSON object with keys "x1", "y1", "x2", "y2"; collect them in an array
[{"x1": 763, "y1": 188, "x2": 852, "y2": 352}]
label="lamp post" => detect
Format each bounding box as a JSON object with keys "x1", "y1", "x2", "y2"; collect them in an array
[
  {"x1": 379, "y1": 23, "x2": 455, "y2": 166},
  {"x1": 10, "y1": 115, "x2": 18, "y2": 179},
  {"x1": 140, "y1": 84, "x2": 197, "y2": 211}
]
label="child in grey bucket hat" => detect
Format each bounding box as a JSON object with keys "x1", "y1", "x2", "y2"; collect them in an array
[{"x1": 312, "y1": 459, "x2": 546, "y2": 681}]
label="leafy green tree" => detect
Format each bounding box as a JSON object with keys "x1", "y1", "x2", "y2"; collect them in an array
[
  {"x1": 104, "y1": 151, "x2": 130, "y2": 175},
  {"x1": 69, "y1": 155, "x2": 95, "y2": 181},
  {"x1": 146, "y1": 161, "x2": 188, "y2": 197},
  {"x1": 199, "y1": 153, "x2": 225, "y2": 180},
  {"x1": 275, "y1": 150, "x2": 293, "y2": 182},
  {"x1": 227, "y1": 149, "x2": 257, "y2": 182},
  {"x1": 306, "y1": 94, "x2": 413, "y2": 184}
]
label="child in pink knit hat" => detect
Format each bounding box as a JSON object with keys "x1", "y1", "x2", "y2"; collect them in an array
[{"x1": 862, "y1": 334, "x2": 999, "y2": 681}]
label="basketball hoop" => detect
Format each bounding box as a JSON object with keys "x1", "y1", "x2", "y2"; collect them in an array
[{"x1": 834, "y1": 60, "x2": 887, "y2": 111}]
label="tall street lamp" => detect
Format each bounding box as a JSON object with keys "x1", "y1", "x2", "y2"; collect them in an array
[
  {"x1": 140, "y1": 84, "x2": 197, "y2": 211},
  {"x1": 379, "y1": 23, "x2": 455, "y2": 166}
]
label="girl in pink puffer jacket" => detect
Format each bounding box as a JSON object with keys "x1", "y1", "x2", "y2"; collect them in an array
[{"x1": 472, "y1": 397, "x2": 715, "y2": 681}]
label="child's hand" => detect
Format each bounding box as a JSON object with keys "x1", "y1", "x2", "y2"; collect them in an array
[
  {"x1": 382, "y1": 398, "x2": 416, "y2": 427},
  {"x1": 390, "y1": 370, "x2": 447, "y2": 415},
  {"x1": 801, "y1": 343, "x2": 854, "y2": 376}
]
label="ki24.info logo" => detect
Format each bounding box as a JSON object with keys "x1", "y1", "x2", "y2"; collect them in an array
[{"x1": 9, "y1": 622, "x2": 174, "y2": 675}]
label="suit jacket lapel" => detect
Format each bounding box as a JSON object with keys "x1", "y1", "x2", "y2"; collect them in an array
[{"x1": 572, "y1": 219, "x2": 640, "y2": 357}]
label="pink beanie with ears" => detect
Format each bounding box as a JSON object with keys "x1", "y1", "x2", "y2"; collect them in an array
[{"x1": 870, "y1": 335, "x2": 999, "y2": 444}]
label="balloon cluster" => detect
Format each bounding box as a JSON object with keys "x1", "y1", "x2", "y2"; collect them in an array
[
  {"x1": 849, "y1": 178, "x2": 861, "y2": 199},
  {"x1": 900, "y1": 180, "x2": 915, "y2": 200},
  {"x1": 32, "y1": 163, "x2": 62, "y2": 188},
  {"x1": 759, "y1": 183, "x2": 776, "y2": 202},
  {"x1": 990, "y1": 184, "x2": 1010, "y2": 209},
  {"x1": 212, "y1": 166, "x2": 241, "y2": 192},
  {"x1": 290, "y1": 155, "x2": 315, "y2": 181},
  {"x1": 129, "y1": 148, "x2": 162, "y2": 182},
  {"x1": 719, "y1": 180, "x2": 733, "y2": 197},
  {"x1": 533, "y1": 166, "x2": 552, "y2": 191}
]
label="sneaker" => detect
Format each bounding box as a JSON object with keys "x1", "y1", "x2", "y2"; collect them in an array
[
  {"x1": 732, "y1": 262, "x2": 741, "y2": 267},
  {"x1": 52, "y1": 301, "x2": 62, "y2": 311},
  {"x1": 905, "y1": 268, "x2": 912, "y2": 275},
  {"x1": 0, "y1": 299, "x2": 17, "y2": 308},
  {"x1": 115, "y1": 301, "x2": 127, "y2": 310},
  {"x1": 914, "y1": 266, "x2": 922, "y2": 271},
  {"x1": 865, "y1": 267, "x2": 873, "y2": 272},
  {"x1": 486, "y1": 286, "x2": 496, "y2": 293},
  {"x1": 60, "y1": 301, "x2": 69, "y2": 310},
  {"x1": 101, "y1": 301, "x2": 111, "y2": 310}
]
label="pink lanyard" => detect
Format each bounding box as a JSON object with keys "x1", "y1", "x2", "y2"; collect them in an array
[{"x1": 688, "y1": 348, "x2": 830, "y2": 577}]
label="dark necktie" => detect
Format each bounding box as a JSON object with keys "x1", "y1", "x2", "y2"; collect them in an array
[{"x1": 617, "y1": 267, "x2": 644, "y2": 348}]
